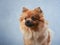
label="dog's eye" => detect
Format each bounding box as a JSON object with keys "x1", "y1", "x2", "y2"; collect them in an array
[
  {"x1": 31, "y1": 16, "x2": 36, "y2": 21},
  {"x1": 24, "y1": 17, "x2": 27, "y2": 20}
]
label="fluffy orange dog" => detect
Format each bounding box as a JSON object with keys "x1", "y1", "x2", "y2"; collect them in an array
[{"x1": 19, "y1": 7, "x2": 51, "y2": 45}]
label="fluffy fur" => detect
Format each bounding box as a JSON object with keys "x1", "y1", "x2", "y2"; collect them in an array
[{"x1": 19, "y1": 7, "x2": 51, "y2": 45}]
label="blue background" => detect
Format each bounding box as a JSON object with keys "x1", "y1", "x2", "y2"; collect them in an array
[{"x1": 0, "y1": 0, "x2": 60, "y2": 45}]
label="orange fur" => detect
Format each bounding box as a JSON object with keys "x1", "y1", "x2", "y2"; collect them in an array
[{"x1": 19, "y1": 7, "x2": 51, "y2": 45}]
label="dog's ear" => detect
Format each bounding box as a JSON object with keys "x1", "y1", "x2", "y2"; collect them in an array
[
  {"x1": 34, "y1": 7, "x2": 42, "y2": 13},
  {"x1": 22, "y1": 7, "x2": 28, "y2": 12}
]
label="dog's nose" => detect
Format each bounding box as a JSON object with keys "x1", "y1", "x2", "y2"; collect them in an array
[
  {"x1": 26, "y1": 20, "x2": 30, "y2": 24},
  {"x1": 25, "y1": 20, "x2": 33, "y2": 27},
  {"x1": 25, "y1": 20, "x2": 31, "y2": 25}
]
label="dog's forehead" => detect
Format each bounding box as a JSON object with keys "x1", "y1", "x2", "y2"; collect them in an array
[
  {"x1": 26, "y1": 10, "x2": 39, "y2": 16},
  {"x1": 27, "y1": 11, "x2": 33, "y2": 15}
]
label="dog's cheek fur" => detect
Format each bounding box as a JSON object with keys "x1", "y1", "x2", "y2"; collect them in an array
[
  {"x1": 20, "y1": 19, "x2": 29, "y2": 34},
  {"x1": 19, "y1": 16, "x2": 23, "y2": 22}
]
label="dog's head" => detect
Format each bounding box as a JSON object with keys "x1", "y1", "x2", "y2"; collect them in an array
[{"x1": 20, "y1": 7, "x2": 45, "y2": 30}]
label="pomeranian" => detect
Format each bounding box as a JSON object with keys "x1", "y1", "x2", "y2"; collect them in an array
[{"x1": 19, "y1": 7, "x2": 51, "y2": 45}]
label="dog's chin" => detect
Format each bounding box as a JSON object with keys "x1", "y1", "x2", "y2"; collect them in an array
[
  {"x1": 25, "y1": 24, "x2": 34, "y2": 27},
  {"x1": 25, "y1": 23, "x2": 38, "y2": 28},
  {"x1": 26, "y1": 25, "x2": 36, "y2": 28}
]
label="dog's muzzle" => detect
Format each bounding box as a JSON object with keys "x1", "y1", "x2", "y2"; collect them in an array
[{"x1": 25, "y1": 20, "x2": 34, "y2": 27}]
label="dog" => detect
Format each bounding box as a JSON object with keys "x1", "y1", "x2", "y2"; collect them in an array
[{"x1": 19, "y1": 7, "x2": 52, "y2": 45}]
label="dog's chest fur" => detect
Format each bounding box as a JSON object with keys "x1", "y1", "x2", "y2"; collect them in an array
[{"x1": 23, "y1": 29, "x2": 48, "y2": 45}]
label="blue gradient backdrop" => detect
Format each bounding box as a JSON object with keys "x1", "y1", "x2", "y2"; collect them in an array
[{"x1": 0, "y1": 0, "x2": 60, "y2": 45}]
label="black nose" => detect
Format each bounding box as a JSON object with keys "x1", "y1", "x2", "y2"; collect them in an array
[
  {"x1": 26, "y1": 20, "x2": 30, "y2": 24},
  {"x1": 25, "y1": 20, "x2": 33, "y2": 27}
]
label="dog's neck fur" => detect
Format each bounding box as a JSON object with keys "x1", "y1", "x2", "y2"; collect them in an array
[
  {"x1": 23, "y1": 25, "x2": 48, "y2": 45},
  {"x1": 20, "y1": 22, "x2": 49, "y2": 45}
]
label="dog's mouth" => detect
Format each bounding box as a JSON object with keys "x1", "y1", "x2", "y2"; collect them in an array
[
  {"x1": 25, "y1": 23, "x2": 34, "y2": 27},
  {"x1": 25, "y1": 20, "x2": 37, "y2": 27}
]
